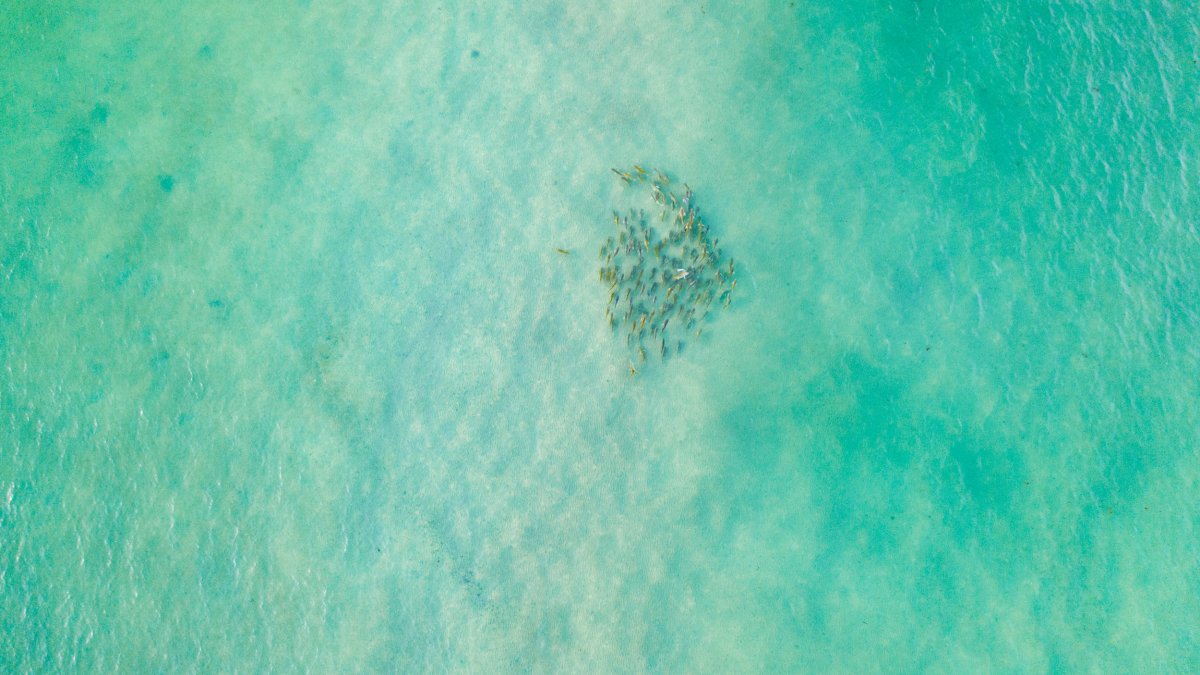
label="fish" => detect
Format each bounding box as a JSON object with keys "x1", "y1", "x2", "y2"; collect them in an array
[{"x1": 556, "y1": 248, "x2": 571, "y2": 255}]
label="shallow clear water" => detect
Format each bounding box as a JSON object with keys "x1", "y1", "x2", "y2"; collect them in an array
[{"x1": 2, "y1": 1, "x2": 1198, "y2": 672}]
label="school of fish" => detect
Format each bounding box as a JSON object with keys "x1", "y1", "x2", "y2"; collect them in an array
[{"x1": 601, "y1": 166, "x2": 737, "y2": 373}]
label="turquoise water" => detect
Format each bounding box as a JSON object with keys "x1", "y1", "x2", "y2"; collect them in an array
[{"x1": 3, "y1": 0, "x2": 1199, "y2": 671}]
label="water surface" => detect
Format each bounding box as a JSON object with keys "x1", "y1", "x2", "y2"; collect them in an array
[{"x1": 2, "y1": 1, "x2": 1198, "y2": 671}]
